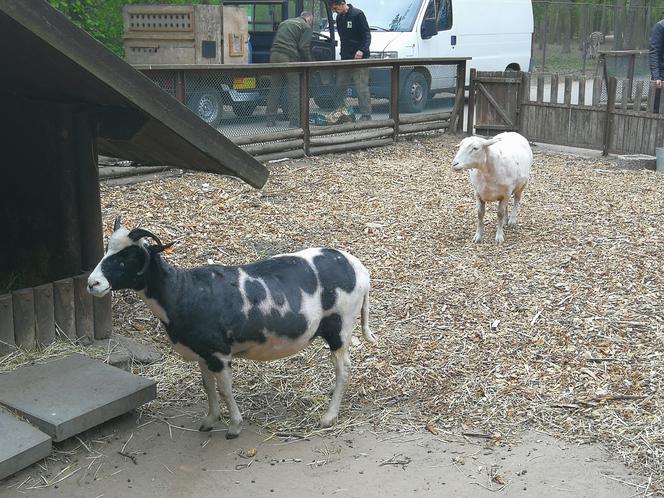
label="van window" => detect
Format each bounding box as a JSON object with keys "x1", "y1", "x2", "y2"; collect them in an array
[
  {"x1": 351, "y1": 0, "x2": 423, "y2": 32},
  {"x1": 438, "y1": 0, "x2": 452, "y2": 31},
  {"x1": 423, "y1": 0, "x2": 452, "y2": 32}
]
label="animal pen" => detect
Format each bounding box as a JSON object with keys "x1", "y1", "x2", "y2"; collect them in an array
[
  {"x1": 468, "y1": 69, "x2": 664, "y2": 158},
  {"x1": 137, "y1": 57, "x2": 468, "y2": 163}
]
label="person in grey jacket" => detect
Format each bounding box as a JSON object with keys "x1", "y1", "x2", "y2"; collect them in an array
[
  {"x1": 649, "y1": 17, "x2": 664, "y2": 112},
  {"x1": 266, "y1": 12, "x2": 314, "y2": 127}
]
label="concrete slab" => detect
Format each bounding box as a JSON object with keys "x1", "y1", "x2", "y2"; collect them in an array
[
  {"x1": 92, "y1": 335, "x2": 161, "y2": 370},
  {"x1": 0, "y1": 408, "x2": 51, "y2": 480},
  {"x1": 0, "y1": 353, "x2": 156, "y2": 442}
]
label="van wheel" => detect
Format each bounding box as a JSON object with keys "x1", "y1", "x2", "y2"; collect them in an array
[
  {"x1": 400, "y1": 72, "x2": 429, "y2": 113},
  {"x1": 187, "y1": 90, "x2": 222, "y2": 126}
]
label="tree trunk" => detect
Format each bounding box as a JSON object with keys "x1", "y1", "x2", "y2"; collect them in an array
[
  {"x1": 614, "y1": 1, "x2": 624, "y2": 50},
  {"x1": 562, "y1": 0, "x2": 572, "y2": 54}
]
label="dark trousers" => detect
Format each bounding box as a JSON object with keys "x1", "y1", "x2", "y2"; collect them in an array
[
  {"x1": 655, "y1": 87, "x2": 661, "y2": 113},
  {"x1": 266, "y1": 52, "x2": 300, "y2": 125},
  {"x1": 334, "y1": 67, "x2": 371, "y2": 115}
]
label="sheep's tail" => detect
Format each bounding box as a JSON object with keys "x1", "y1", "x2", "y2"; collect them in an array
[{"x1": 361, "y1": 286, "x2": 377, "y2": 344}]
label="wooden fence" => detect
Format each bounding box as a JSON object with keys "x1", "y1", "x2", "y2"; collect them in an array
[
  {"x1": 0, "y1": 273, "x2": 112, "y2": 354},
  {"x1": 469, "y1": 70, "x2": 664, "y2": 156}
]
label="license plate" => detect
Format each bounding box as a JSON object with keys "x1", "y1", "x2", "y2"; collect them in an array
[{"x1": 233, "y1": 77, "x2": 256, "y2": 90}]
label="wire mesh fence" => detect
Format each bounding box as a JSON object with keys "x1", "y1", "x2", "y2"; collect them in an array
[{"x1": 138, "y1": 60, "x2": 463, "y2": 145}]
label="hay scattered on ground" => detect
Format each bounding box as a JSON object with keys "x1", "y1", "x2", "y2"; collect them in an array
[{"x1": 6, "y1": 133, "x2": 663, "y2": 490}]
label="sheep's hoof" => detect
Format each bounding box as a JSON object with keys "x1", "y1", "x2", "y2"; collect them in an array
[
  {"x1": 199, "y1": 423, "x2": 213, "y2": 432},
  {"x1": 495, "y1": 235, "x2": 505, "y2": 245},
  {"x1": 226, "y1": 427, "x2": 242, "y2": 439},
  {"x1": 507, "y1": 219, "x2": 517, "y2": 227},
  {"x1": 473, "y1": 234, "x2": 483, "y2": 243},
  {"x1": 320, "y1": 413, "x2": 337, "y2": 428}
]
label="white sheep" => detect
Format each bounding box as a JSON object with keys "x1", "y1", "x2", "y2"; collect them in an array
[{"x1": 451, "y1": 132, "x2": 532, "y2": 244}]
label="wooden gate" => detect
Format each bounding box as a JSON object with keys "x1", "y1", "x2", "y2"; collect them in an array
[{"x1": 467, "y1": 69, "x2": 522, "y2": 136}]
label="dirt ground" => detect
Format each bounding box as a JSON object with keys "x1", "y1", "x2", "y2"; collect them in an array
[
  {"x1": 2, "y1": 135, "x2": 662, "y2": 496},
  {"x1": 1, "y1": 407, "x2": 646, "y2": 498}
]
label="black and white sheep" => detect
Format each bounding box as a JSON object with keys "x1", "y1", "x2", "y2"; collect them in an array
[{"x1": 88, "y1": 217, "x2": 376, "y2": 437}]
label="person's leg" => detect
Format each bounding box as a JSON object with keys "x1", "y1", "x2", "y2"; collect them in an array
[
  {"x1": 286, "y1": 71, "x2": 301, "y2": 127},
  {"x1": 355, "y1": 67, "x2": 372, "y2": 117},
  {"x1": 265, "y1": 53, "x2": 288, "y2": 124},
  {"x1": 334, "y1": 68, "x2": 351, "y2": 109},
  {"x1": 655, "y1": 87, "x2": 661, "y2": 113}
]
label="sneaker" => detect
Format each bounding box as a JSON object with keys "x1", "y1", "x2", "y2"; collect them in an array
[{"x1": 359, "y1": 114, "x2": 372, "y2": 122}]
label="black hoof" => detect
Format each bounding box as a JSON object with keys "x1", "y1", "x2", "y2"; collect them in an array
[{"x1": 226, "y1": 431, "x2": 240, "y2": 440}]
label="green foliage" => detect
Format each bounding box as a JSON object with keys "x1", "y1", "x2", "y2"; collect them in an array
[{"x1": 48, "y1": 0, "x2": 223, "y2": 57}]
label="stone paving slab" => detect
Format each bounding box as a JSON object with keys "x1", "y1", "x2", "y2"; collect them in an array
[
  {"x1": 0, "y1": 353, "x2": 156, "y2": 442},
  {"x1": 0, "y1": 408, "x2": 51, "y2": 480}
]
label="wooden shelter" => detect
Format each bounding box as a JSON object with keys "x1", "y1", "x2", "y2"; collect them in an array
[{"x1": 0, "y1": 0, "x2": 268, "y2": 353}]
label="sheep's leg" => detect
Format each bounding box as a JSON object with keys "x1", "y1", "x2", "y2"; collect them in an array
[
  {"x1": 473, "y1": 195, "x2": 486, "y2": 243},
  {"x1": 508, "y1": 186, "x2": 525, "y2": 227},
  {"x1": 320, "y1": 346, "x2": 351, "y2": 428},
  {"x1": 496, "y1": 197, "x2": 509, "y2": 244},
  {"x1": 214, "y1": 360, "x2": 243, "y2": 439},
  {"x1": 198, "y1": 362, "x2": 221, "y2": 431}
]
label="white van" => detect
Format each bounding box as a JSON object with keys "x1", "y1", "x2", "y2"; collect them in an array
[{"x1": 334, "y1": 0, "x2": 533, "y2": 112}]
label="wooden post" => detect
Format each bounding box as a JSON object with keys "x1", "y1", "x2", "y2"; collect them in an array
[
  {"x1": 564, "y1": 76, "x2": 573, "y2": 106},
  {"x1": 627, "y1": 54, "x2": 636, "y2": 100},
  {"x1": 0, "y1": 294, "x2": 16, "y2": 355},
  {"x1": 94, "y1": 295, "x2": 113, "y2": 340},
  {"x1": 550, "y1": 74, "x2": 559, "y2": 104},
  {"x1": 301, "y1": 67, "x2": 310, "y2": 156},
  {"x1": 175, "y1": 70, "x2": 186, "y2": 103},
  {"x1": 56, "y1": 105, "x2": 82, "y2": 278},
  {"x1": 54, "y1": 278, "x2": 76, "y2": 340},
  {"x1": 74, "y1": 274, "x2": 94, "y2": 344},
  {"x1": 34, "y1": 283, "x2": 55, "y2": 346},
  {"x1": 603, "y1": 77, "x2": 617, "y2": 156},
  {"x1": 592, "y1": 77, "x2": 603, "y2": 107},
  {"x1": 578, "y1": 77, "x2": 587, "y2": 106},
  {"x1": 390, "y1": 63, "x2": 400, "y2": 141},
  {"x1": 456, "y1": 62, "x2": 467, "y2": 134},
  {"x1": 73, "y1": 112, "x2": 112, "y2": 340},
  {"x1": 467, "y1": 68, "x2": 476, "y2": 136},
  {"x1": 12, "y1": 288, "x2": 35, "y2": 349}
]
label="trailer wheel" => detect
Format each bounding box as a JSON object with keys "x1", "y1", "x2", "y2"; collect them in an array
[
  {"x1": 232, "y1": 102, "x2": 258, "y2": 117},
  {"x1": 187, "y1": 90, "x2": 222, "y2": 126},
  {"x1": 400, "y1": 72, "x2": 429, "y2": 113}
]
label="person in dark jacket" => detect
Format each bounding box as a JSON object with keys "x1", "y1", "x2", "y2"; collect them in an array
[
  {"x1": 649, "y1": 16, "x2": 664, "y2": 112},
  {"x1": 266, "y1": 12, "x2": 314, "y2": 127},
  {"x1": 330, "y1": 0, "x2": 372, "y2": 120}
]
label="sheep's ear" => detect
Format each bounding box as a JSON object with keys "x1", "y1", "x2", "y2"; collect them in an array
[
  {"x1": 113, "y1": 215, "x2": 122, "y2": 232},
  {"x1": 483, "y1": 136, "x2": 502, "y2": 147}
]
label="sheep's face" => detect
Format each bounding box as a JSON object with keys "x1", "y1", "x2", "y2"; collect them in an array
[
  {"x1": 451, "y1": 137, "x2": 489, "y2": 172},
  {"x1": 87, "y1": 219, "x2": 152, "y2": 297}
]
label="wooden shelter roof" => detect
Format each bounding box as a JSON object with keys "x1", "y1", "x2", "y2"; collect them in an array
[{"x1": 0, "y1": 1, "x2": 268, "y2": 188}]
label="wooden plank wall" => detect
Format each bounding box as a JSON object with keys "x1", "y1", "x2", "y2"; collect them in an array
[
  {"x1": 519, "y1": 74, "x2": 606, "y2": 150},
  {"x1": 515, "y1": 73, "x2": 664, "y2": 156},
  {"x1": 608, "y1": 79, "x2": 664, "y2": 155},
  {"x1": 0, "y1": 272, "x2": 106, "y2": 355}
]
